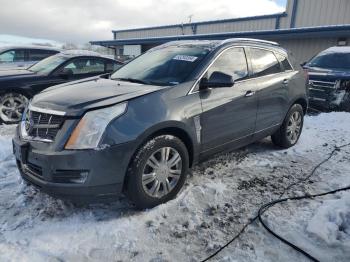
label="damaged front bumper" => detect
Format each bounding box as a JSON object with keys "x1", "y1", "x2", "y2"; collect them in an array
[
  {"x1": 309, "y1": 79, "x2": 350, "y2": 111},
  {"x1": 12, "y1": 133, "x2": 135, "y2": 203}
]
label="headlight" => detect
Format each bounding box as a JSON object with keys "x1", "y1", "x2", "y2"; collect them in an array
[{"x1": 65, "y1": 102, "x2": 127, "y2": 150}]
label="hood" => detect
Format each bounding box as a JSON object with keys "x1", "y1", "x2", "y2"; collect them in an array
[
  {"x1": 306, "y1": 66, "x2": 350, "y2": 80},
  {"x1": 31, "y1": 77, "x2": 165, "y2": 116},
  {"x1": 0, "y1": 68, "x2": 36, "y2": 79}
]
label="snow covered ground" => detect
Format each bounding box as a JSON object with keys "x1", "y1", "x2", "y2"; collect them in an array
[{"x1": 0, "y1": 112, "x2": 349, "y2": 262}]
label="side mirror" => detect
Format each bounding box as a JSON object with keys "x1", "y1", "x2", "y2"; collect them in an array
[
  {"x1": 300, "y1": 62, "x2": 307, "y2": 67},
  {"x1": 99, "y1": 72, "x2": 112, "y2": 79},
  {"x1": 199, "y1": 71, "x2": 234, "y2": 90},
  {"x1": 59, "y1": 69, "x2": 73, "y2": 79}
]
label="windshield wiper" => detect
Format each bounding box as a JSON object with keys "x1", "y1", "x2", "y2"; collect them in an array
[{"x1": 113, "y1": 77, "x2": 149, "y2": 85}]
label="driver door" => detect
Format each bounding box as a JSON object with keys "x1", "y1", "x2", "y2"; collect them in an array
[{"x1": 199, "y1": 47, "x2": 258, "y2": 154}]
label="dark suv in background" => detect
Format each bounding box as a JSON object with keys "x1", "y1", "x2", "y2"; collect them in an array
[
  {"x1": 0, "y1": 46, "x2": 60, "y2": 70},
  {"x1": 304, "y1": 46, "x2": 350, "y2": 112},
  {"x1": 13, "y1": 38, "x2": 307, "y2": 209},
  {"x1": 0, "y1": 50, "x2": 123, "y2": 123}
]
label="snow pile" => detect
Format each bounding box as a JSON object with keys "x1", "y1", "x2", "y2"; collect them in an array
[
  {"x1": 307, "y1": 192, "x2": 350, "y2": 247},
  {"x1": 0, "y1": 113, "x2": 350, "y2": 261}
]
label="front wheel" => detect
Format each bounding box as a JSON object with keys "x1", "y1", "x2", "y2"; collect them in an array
[
  {"x1": 0, "y1": 92, "x2": 29, "y2": 124},
  {"x1": 271, "y1": 104, "x2": 304, "y2": 148},
  {"x1": 125, "y1": 135, "x2": 189, "y2": 209}
]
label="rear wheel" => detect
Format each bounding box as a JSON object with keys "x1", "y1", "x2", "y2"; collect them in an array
[
  {"x1": 271, "y1": 104, "x2": 304, "y2": 148},
  {"x1": 126, "y1": 135, "x2": 189, "y2": 209},
  {"x1": 0, "y1": 92, "x2": 28, "y2": 124}
]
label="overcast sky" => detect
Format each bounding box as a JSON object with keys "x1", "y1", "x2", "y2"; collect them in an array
[{"x1": 0, "y1": 0, "x2": 287, "y2": 44}]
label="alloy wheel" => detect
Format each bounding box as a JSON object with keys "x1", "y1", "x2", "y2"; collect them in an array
[
  {"x1": 286, "y1": 111, "x2": 302, "y2": 144},
  {"x1": 142, "y1": 147, "x2": 182, "y2": 198},
  {"x1": 0, "y1": 93, "x2": 28, "y2": 123}
]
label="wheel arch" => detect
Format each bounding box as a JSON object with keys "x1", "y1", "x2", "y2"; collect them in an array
[
  {"x1": 122, "y1": 122, "x2": 197, "y2": 193},
  {"x1": 134, "y1": 122, "x2": 197, "y2": 169},
  {"x1": 290, "y1": 97, "x2": 308, "y2": 115},
  {"x1": 0, "y1": 87, "x2": 32, "y2": 98}
]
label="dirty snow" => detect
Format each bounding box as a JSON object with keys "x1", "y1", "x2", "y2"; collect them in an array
[{"x1": 0, "y1": 112, "x2": 350, "y2": 262}]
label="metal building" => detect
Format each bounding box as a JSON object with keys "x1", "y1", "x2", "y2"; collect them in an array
[{"x1": 91, "y1": 0, "x2": 350, "y2": 64}]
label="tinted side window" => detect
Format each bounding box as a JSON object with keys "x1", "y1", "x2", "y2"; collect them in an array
[
  {"x1": 250, "y1": 49, "x2": 282, "y2": 77},
  {"x1": 275, "y1": 53, "x2": 293, "y2": 71},
  {"x1": 106, "y1": 61, "x2": 122, "y2": 72},
  {"x1": 29, "y1": 50, "x2": 57, "y2": 61},
  {"x1": 13, "y1": 49, "x2": 26, "y2": 62},
  {"x1": 61, "y1": 58, "x2": 105, "y2": 75},
  {"x1": 0, "y1": 49, "x2": 25, "y2": 62},
  {"x1": 207, "y1": 47, "x2": 248, "y2": 81}
]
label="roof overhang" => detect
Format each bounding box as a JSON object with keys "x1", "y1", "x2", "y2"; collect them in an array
[{"x1": 91, "y1": 25, "x2": 350, "y2": 47}]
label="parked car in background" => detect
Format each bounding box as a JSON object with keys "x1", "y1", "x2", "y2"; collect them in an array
[
  {"x1": 13, "y1": 39, "x2": 307, "y2": 209},
  {"x1": 303, "y1": 46, "x2": 350, "y2": 112},
  {"x1": 0, "y1": 45, "x2": 60, "y2": 70},
  {"x1": 0, "y1": 50, "x2": 123, "y2": 123}
]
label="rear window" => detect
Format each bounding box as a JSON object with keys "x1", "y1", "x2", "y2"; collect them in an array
[
  {"x1": 308, "y1": 52, "x2": 350, "y2": 70},
  {"x1": 250, "y1": 48, "x2": 282, "y2": 77},
  {"x1": 276, "y1": 53, "x2": 293, "y2": 71}
]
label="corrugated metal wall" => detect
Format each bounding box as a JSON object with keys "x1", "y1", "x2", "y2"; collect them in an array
[
  {"x1": 293, "y1": 0, "x2": 350, "y2": 28},
  {"x1": 111, "y1": 0, "x2": 350, "y2": 64},
  {"x1": 115, "y1": 0, "x2": 350, "y2": 40},
  {"x1": 115, "y1": 17, "x2": 278, "y2": 39},
  {"x1": 279, "y1": 0, "x2": 294, "y2": 28},
  {"x1": 116, "y1": 27, "x2": 184, "y2": 39},
  {"x1": 278, "y1": 37, "x2": 349, "y2": 64},
  {"x1": 196, "y1": 18, "x2": 276, "y2": 34}
]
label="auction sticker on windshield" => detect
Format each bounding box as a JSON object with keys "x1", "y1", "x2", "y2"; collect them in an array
[{"x1": 173, "y1": 55, "x2": 198, "y2": 62}]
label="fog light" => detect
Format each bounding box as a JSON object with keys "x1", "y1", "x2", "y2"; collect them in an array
[
  {"x1": 53, "y1": 170, "x2": 89, "y2": 184},
  {"x1": 69, "y1": 172, "x2": 89, "y2": 184}
]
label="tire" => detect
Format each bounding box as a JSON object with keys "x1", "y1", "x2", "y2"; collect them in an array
[
  {"x1": 125, "y1": 135, "x2": 189, "y2": 209},
  {"x1": 340, "y1": 92, "x2": 350, "y2": 112},
  {"x1": 0, "y1": 92, "x2": 29, "y2": 124},
  {"x1": 271, "y1": 104, "x2": 304, "y2": 149}
]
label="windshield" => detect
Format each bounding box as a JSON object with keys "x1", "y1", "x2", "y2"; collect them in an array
[
  {"x1": 29, "y1": 55, "x2": 68, "y2": 74},
  {"x1": 308, "y1": 52, "x2": 350, "y2": 70},
  {"x1": 111, "y1": 45, "x2": 210, "y2": 86}
]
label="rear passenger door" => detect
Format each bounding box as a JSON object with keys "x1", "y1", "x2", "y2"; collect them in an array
[
  {"x1": 247, "y1": 48, "x2": 289, "y2": 133},
  {"x1": 199, "y1": 47, "x2": 258, "y2": 154}
]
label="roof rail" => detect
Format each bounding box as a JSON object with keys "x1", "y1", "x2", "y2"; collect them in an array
[{"x1": 221, "y1": 38, "x2": 279, "y2": 46}]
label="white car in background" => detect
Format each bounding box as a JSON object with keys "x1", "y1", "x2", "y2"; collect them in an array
[{"x1": 0, "y1": 45, "x2": 60, "y2": 70}]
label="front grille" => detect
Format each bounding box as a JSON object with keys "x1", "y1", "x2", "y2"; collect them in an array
[
  {"x1": 26, "y1": 110, "x2": 65, "y2": 141},
  {"x1": 309, "y1": 80, "x2": 336, "y2": 90},
  {"x1": 309, "y1": 79, "x2": 350, "y2": 109}
]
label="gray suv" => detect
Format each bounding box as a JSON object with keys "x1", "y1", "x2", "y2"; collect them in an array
[{"x1": 13, "y1": 39, "x2": 308, "y2": 209}]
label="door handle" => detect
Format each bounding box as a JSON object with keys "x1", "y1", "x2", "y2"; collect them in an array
[{"x1": 245, "y1": 91, "x2": 255, "y2": 97}]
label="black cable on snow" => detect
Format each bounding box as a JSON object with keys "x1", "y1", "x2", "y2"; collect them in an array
[
  {"x1": 258, "y1": 186, "x2": 350, "y2": 262},
  {"x1": 200, "y1": 142, "x2": 350, "y2": 262}
]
